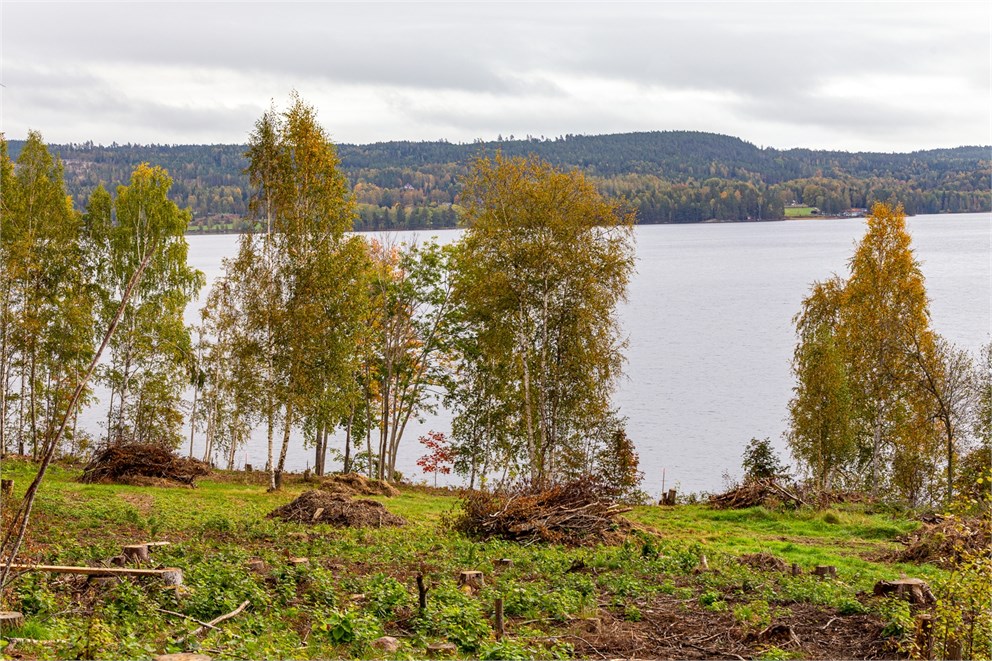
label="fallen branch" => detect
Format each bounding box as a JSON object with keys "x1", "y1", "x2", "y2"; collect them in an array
[{"x1": 177, "y1": 599, "x2": 250, "y2": 644}]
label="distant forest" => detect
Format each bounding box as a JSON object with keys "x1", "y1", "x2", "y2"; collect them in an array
[{"x1": 7, "y1": 131, "x2": 990, "y2": 232}]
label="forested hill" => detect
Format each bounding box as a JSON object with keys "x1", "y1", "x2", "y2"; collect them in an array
[{"x1": 7, "y1": 131, "x2": 990, "y2": 232}]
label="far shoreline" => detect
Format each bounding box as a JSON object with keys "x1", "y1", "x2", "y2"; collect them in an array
[{"x1": 185, "y1": 209, "x2": 987, "y2": 236}]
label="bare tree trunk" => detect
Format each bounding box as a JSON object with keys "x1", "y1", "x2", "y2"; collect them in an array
[
  {"x1": 266, "y1": 398, "x2": 276, "y2": 490},
  {"x1": 343, "y1": 407, "x2": 354, "y2": 474},
  {"x1": 188, "y1": 378, "x2": 198, "y2": 458},
  {"x1": 275, "y1": 401, "x2": 293, "y2": 490},
  {"x1": 29, "y1": 348, "x2": 38, "y2": 460}
]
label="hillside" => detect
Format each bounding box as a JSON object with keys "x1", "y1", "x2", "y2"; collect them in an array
[{"x1": 7, "y1": 132, "x2": 990, "y2": 232}]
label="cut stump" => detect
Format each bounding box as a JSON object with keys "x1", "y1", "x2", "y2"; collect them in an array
[
  {"x1": 873, "y1": 578, "x2": 936, "y2": 606},
  {"x1": 0, "y1": 611, "x2": 24, "y2": 631},
  {"x1": 427, "y1": 642, "x2": 457, "y2": 657},
  {"x1": 458, "y1": 570, "x2": 484, "y2": 592},
  {"x1": 123, "y1": 544, "x2": 150, "y2": 564}
]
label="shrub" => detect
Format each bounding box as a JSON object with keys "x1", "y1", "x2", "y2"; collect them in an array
[{"x1": 742, "y1": 437, "x2": 789, "y2": 481}]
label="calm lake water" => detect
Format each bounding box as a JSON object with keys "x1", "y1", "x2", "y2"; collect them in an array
[{"x1": 88, "y1": 213, "x2": 992, "y2": 496}]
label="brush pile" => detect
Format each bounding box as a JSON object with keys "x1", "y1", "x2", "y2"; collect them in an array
[
  {"x1": 455, "y1": 476, "x2": 633, "y2": 546},
  {"x1": 268, "y1": 490, "x2": 406, "y2": 528},
  {"x1": 320, "y1": 472, "x2": 399, "y2": 497},
  {"x1": 709, "y1": 478, "x2": 805, "y2": 509},
  {"x1": 894, "y1": 515, "x2": 991, "y2": 568},
  {"x1": 81, "y1": 444, "x2": 210, "y2": 486}
]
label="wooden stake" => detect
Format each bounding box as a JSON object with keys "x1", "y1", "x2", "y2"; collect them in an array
[
  {"x1": 416, "y1": 572, "x2": 429, "y2": 612},
  {"x1": 494, "y1": 597, "x2": 505, "y2": 641}
]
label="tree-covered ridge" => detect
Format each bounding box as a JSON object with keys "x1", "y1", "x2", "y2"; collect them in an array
[{"x1": 6, "y1": 131, "x2": 990, "y2": 231}]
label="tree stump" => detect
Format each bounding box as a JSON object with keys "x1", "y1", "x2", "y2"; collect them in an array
[
  {"x1": 495, "y1": 558, "x2": 513, "y2": 570},
  {"x1": 813, "y1": 565, "x2": 836, "y2": 580},
  {"x1": 246, "y1": 558, "x2": 266, "y2": 574},
  {"x1": 790, "y1": 563, "x2": 802, "y2": 577},
  {"x1": 245, "y1": 464, "x2": 253, "y2": 473},
  {"x1": 661, "y1": 488, "x2": 677, "y2": 505},
  {"x1": 0, "y1": 611, "x2": 24, "y2": 632},
  {"x1": 288, "y1": 557, "x2": 310, "y2": 567},
  {"x1": 373, "y1": 636, "x2": 400, "y2": 654},
  {"x1": 873, "y1": 578, "x2": 936, "y2": 606},
  {"x1": 458, "y1": 570, "x2": 484, "y2": 592},
  {"x1": 1, "y1": 479, "x2": 13, "y2": 498},
  {"x1": 161, "y1": 569, "x2": 184, "y2": 586},
  {"x1": 427, "y1": 642, "x2": 457, "y2": 657},
  {"x1": 123, "y1": 544, "x2": 150, "y2": 564}
]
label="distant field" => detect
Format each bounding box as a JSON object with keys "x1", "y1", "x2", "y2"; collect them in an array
[{"x1": 784, "y1": 206, "x2": 817, "y2": 217}]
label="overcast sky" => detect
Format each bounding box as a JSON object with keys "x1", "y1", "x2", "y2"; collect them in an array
[{"x1": 2, "y1": 2, "x2": 990, "y2": 152}]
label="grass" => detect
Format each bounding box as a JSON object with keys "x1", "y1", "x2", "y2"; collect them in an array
[
  {"x1": 784, "y1": 206, "x2": 817, "y2": 217},
  {"x1": 0, "y1": 459, "x2": 949, "y2": 660}
]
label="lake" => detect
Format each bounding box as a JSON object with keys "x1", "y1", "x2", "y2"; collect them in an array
[{"x1": 95, "y1": 213, "x2": 992, "y2": 497}]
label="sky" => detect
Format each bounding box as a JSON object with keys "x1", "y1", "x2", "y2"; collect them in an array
[{"x1": 2, "y1": 2, "x2": 990, "y2": 152}]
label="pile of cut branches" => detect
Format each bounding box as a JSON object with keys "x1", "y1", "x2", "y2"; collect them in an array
[
  {"x1": 81, "y1": 444, "x2": 210, "y2": 486},
  {"x1": 709, "y1": 478, "x2": 805, "y2": 509},
  {"x1": 320, "y1": 472, "x2": 399, "y2": 497},
  {"x1": 268, "y1": 490, "x2": 406, "y2": 528},
  {"x1": 894, "y1": 515, "x2": 991, "y2": 568},
  {"x1": 455, "y1": 476, "x2": 632, "y2": 546}
]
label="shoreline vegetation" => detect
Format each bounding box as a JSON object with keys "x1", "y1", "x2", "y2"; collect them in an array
[{"x1": 2, "y1": 96, "x2": 989, "y2": 660}]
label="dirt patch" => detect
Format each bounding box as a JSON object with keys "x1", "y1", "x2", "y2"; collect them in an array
[
  {"x1": 564, "y1": 597, "x2": 893, "y2": 660},
  {"x1": 320, "y1": 472, "x2": 400, "y2": 497},
  {"x1": 117, "y1": 492, "x2": 154, "y2": 515},
  {"x1": 739, "y1": 552, "x2": 788, "y2": 572},
  {"x1": 893, "y1": 515, "x2": 990, "y2": 568},
  {"x1": 267, "y1": 490, "x2": 406, "y2": 528},
  {"x1": 81, "y1": 444, "x2": 210, "y2": 486},
  {"x1": 455, "y1": 477, "x2": 632, "y2": 546}
]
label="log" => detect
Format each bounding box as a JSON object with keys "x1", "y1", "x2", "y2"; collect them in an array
[
  {"x1": 813, "y1": 565, "x2": 837, "y2": 580},
  {"x1": 145, "y1": 541, "x2": 172, "y2": 551},
  {"x1": 312, "y1": 507, "x2": 324, "y2": 522},
  {"x1": 873, "y1": 578, "x2": 936, "y2": 606},
  {"x1": 123, "y1": 544, "x2": 150, "y2": 564},
  {"x1": 3, "y1": 563, "x2": 182, "y2": 584},
  {"x1": 0, "y1": 611, "x2": 24, "y2": 631},
  {"x1": 1, "y1": 479, "x2": 13, "y2": 498}
]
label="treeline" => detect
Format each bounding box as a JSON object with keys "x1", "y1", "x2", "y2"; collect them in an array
[{"x1": 6, "y1": 132, "x2": 989, "y2": 232}]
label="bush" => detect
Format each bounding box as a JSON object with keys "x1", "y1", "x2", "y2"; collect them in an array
[{"x1": 742, "y1": 437, "x2": 789, "y2": 481}]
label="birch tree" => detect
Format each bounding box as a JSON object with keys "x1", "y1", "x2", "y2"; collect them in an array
[{"x1": 453, "y1": 153, "x2": 636, "y2": 485}]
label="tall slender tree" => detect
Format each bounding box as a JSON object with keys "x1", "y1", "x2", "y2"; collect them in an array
[
  {"x1": 453, "y1": 153, "x2": 636, "y2": 485},
  {"x1": 239, "y1": 93, "x2": 359, "y2": 489}
]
